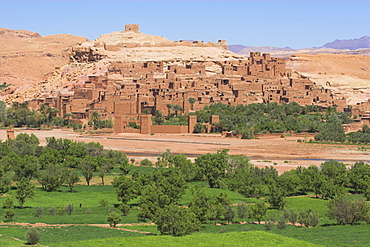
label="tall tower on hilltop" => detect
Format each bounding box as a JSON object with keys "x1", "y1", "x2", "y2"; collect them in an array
[{"x1": 125, "y1": 24, "x2": 139, "y2": 32}]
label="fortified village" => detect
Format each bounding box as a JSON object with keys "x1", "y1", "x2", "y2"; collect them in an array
[{"x1": 26, "y1": 25, "x2": 369, "y2": 134}]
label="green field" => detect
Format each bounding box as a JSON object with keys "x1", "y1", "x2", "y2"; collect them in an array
[{"x1": 50, "y1": 231, "x2": 321, "y2": 247}]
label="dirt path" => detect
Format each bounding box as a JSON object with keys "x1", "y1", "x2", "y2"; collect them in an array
[{"x1": 0, "y1": 222, "x2": 156, "y2": 235}]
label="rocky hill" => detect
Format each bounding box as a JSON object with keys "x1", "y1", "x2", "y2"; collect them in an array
[
  {"x1": 286, "y1": 53, "x2": 370, "y2": 105},
  {"x1": 0, "y1": 27, "x2": 369, "y2": 105},
  {"x1": 0, "y1": 28, "x2": 88, "y2": 103}
]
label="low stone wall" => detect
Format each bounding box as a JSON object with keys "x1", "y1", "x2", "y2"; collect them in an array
[{"x1": 152, "y1": 125, "x2": 188, "y2": 134}]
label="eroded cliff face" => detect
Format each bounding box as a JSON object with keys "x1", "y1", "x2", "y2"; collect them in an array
[
  {"x1": 286, "y1": 53, "x2": 370, "y2": 105},
  {"x1": 0, "y1": 28, "x2": 88, "y2": 104}
]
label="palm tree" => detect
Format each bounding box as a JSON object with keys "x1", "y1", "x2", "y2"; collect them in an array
[
  {"x1": 90, "y1": 111, "x2": 100, "y2": 124},
  {"x1": 172, "y1": 104, "x2": 182, "y2": 116},
  {"x1": 188, "y1": 97, "x2": 197, "y2": 110},
  {"x1": 166, "y1": 104, "x2": 173, "y2": 117}
]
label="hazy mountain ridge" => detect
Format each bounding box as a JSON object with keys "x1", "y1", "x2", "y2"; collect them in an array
[
  {"x1": 229, "y1": 36, "x2": 370, "y2": 57},
  {"x1": 323, "y1": 36, "x2": 370, "y2": 50}
]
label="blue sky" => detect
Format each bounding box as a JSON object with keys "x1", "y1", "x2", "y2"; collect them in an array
[{"x1": 0, "y1": 1, "x2": 369, "y2": 49}]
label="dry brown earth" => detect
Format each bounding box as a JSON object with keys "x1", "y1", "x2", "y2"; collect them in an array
[
  {"x1": 0, "y1": 28, "x2": 88, "y2": 103},
  {"x1": 286, "y1": 53, "x2": 370, "y2": 105}
]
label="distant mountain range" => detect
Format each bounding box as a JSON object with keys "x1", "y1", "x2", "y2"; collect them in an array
[{"x1": 229, "y1": 36, "x2": 370, "y2": 57}]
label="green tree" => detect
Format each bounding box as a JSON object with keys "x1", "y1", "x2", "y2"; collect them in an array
[
  {"x1": 107, "y1": 211, "x2": 122, "y2": 227},
  {"x1": 79, "y1": 156, "x2": 96, "y2": 186},
  {"x1": 224, "y1": 205, "x2": 235, "y2": 224},
  {"x1": 268, "y1": 186, "x2": 287, "y2": 210},
  {"x1": 188, "y1": 97, "x2": 197, "y2": 110},
  {"x1": 327, "y1": 197, "x2": 370, "y2": 225},
  {"x1": 237, "y1": 202, "x2": 248, "y2": 220},
  {"x1": 153, "y1": 204, "x2": 201, "y2": 236},
  {"x1": 249, "y1": 201, "x2": 267, "y2": 224},
  {"x1": 38, "y1": 165, "x2": 67, "y2": 192},
  {"x1": 112, "y1": 176, "x2": 139, "y2": 204},
  {"x1": 65, "y1": 169, "x2": 80, "y2": 192},
  {"x1": 195, "y1": 149, "x2": 230, "y2": 188},
  {"x1": 348, "y1": 161, "x2": 370, "y2": 193},
  {"x1": 16, "y1": 178, "x2": 35, "y2": 209}
]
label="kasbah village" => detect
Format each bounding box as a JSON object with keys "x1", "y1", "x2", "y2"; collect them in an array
[
  {"x1": 3, "y1": 24, "x2": 369, "y2": 170},
  {"x1": 1, "y1": 22, "x2": 370, "y2": 246}
]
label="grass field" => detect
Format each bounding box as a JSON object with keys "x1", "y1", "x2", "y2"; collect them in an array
[
  {"x1": 0, "y1": 225, "x2": 145, "y2": 246},
  {"x1": 1, "y1": 168, "x2": 369, "y2": 247},
  {"x1": 49, "y1": 231, "x2": 321, "y2": 247}
]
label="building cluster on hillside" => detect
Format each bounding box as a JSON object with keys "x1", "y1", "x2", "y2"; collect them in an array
[{"x1": 28, "y1": 25, "x2": 354, "y2": 134}]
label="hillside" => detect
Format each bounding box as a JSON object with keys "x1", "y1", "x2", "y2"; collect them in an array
[
  {"x1": 0, "y1": 28, "x2": 88, "y2": 102},
  {"x1": 286, "y1": 53, "x2": 370, "y2": 105}
]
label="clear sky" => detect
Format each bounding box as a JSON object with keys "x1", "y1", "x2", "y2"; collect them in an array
[{"x1": 0, "y1": 0, "x2": 369, "y2": 49}]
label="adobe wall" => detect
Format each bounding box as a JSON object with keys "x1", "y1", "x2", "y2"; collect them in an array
[{"x1": 152, "y1": 125, "x2": 188, "y2": 133}]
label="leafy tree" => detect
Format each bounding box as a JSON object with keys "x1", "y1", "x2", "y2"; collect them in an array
[
  {"x1": 267, "y1": 186, "x2": 287, "y2": 210},
  {"x1": 153, "y1": 204, "x2": 201, "y2": 236},
  {"x1": 2, "y1": 197, "x2": 14, "y2": 209},
  {"x1": 138, "y1": 184, "x2": 171, "y2": 220},
  {"x1": 327, "y1": 197, "x2": 370, "y2": 225},
  {"x1": 150, "y1": 168, "x2": 188, "y2": 202},
  {"x1": 107, "y1": 211, "x2": 122, "y2": 227},
  {"x1": 320, "y1": 160, "x2": 348, "y2": 187},
  {"x1": 112, "y1": 176, "x2": 139, "y2": 204},
  {"x1": 314, "y1": 122, "x2": 346, "y2": 142},
  {"x1": 79, "y1": 156, "x2": 97, "y2": 186},
  {"x1": 249, "y1": 201, "x2": 267, "y2": 224},
  {"x1": 39, "y1": 148, "x2": 63, "y2": 169},
  {"x1": 169, "y1": 154, "x2": 197, "y2": 181},
  {"x1": 4, "y1": 209, "x2": 15, "y2": 222},
  {"x1": 195, "y1": 149, "x2": 230, "y2": 188},
  {"x1": 189, "y1": 187, "x2": 212, "y2": 223},
  {"x1": 224, "y1": 205, "x2": 235, "y2": 224},
  {"x1": 38, "y1": 165, "x2": 67, "y2": 192},
  {"x1": 237, "y1": 202, "x2": 248, "y2": 220},
  {"x1": 0, "y1": 164, "x2": 12, "y2": 194},
  {"x1": 348, "y1": 161, "x2": 370, "y2": 193},
  {"x1": 118, "y1": 203, "x2": 131, "y2": 216},
  {"x1": 16, "y1": 178, "x2": 35, "y2": 208},
  {"x1": 64, "y1": 169, "x2": 80, "y2": 192},
  {"x1": 13, "y1": 155, "x2": 39, "y2": 181}
]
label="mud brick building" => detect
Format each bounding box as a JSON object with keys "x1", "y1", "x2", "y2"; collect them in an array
[{"x1": 28, "y1": 25, "x2": 348, "y2": 134}]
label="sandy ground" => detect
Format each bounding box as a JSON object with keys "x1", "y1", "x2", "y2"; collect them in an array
[{"x1": 1, "y1": 129, "x2": 369, "y2": 174}]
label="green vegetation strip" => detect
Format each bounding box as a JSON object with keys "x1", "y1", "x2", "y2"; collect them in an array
[{"x1": 50, "y1": 231, "x2": 321, "y2": 247}]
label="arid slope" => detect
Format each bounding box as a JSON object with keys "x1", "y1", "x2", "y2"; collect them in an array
[
  {"x1": 0, "y1": 28, "x2": 88, "y2": 102},
  {"x1": 286, "y1": 53, "x2": 370, "y2": 105}
]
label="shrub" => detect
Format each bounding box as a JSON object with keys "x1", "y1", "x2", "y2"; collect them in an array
[
  {"x1": 86, "y1": 208, "x2": 92, "y2": 215},
  {"x1": 140, "y1": 158, "x2": 153, "y2": 167},
  {"x1": 265, "y1": 220, "x2": 274, "y2": 231},
  {"x1": 49, "y1": 206, "x2": 56, "y2": 216},
  {"x1": 64, "y1": 203, "x2": 74, "y2": 215},
  {"x1": 25, "y1": 228, "x2": 40, "y2": 245},
  {"x1": 35, "y1": 207, "x2": 44, "y2": 217},
  {"x1": 58, "y1": 207, "x2": 65, "y2": 216},
  {"x1": 4, "y1": 210, "x2": 15, "y2": 222},
  {"x1": 107, "y1": 212, "x2": 122, "y2": 227},
  {"x1": 2, "y1": 198, "x2": 13, "y2": 209},
  {"x1": 118, "y1": 203, "x2": 131, "y2": 216},
  {"x1": 99, "y1": 199, "x2": 109, "y2": 207},
  {"x1": 277, "y1": 215, "x2": 286, "y2": 230},
  {"x1": 220, "y1": 226, "x2": 227, "y2": 233}
]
